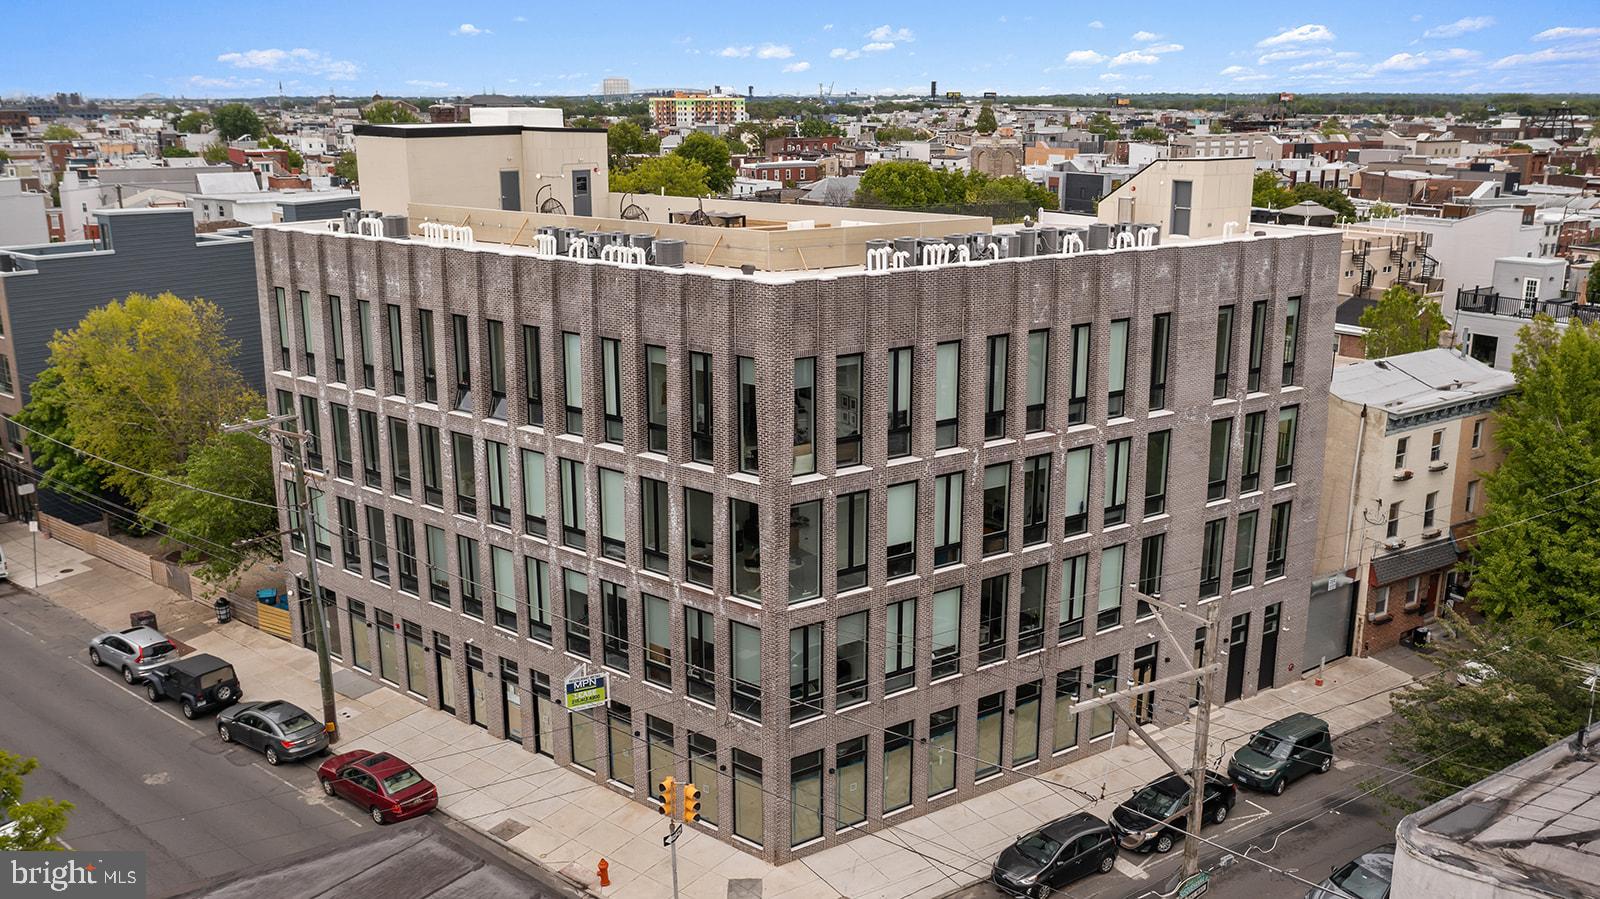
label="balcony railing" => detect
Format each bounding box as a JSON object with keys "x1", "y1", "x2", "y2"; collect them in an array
[{"x1": 1456, "y1": 286, "x2": 1595, "y2": 322}]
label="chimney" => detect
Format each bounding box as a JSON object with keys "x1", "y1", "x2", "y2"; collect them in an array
[{"x1": 931, "y1": 80, "x2": 937, "y2": 98}]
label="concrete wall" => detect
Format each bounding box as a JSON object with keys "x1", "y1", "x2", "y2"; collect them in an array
[
  {"x1": 1390, "y1": 209, "x2": 1543, "y2": 309},
  {"x1": 0, "y1": 178, "x2": 47, "y2": 246},
  {"x1": 1096, "y1": 157, "x2": 1254, "y2": 240}
]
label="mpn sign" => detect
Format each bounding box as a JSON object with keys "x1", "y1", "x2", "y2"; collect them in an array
[{"x1": 564, "y1": 671, "x2": 608, "y2": 712}]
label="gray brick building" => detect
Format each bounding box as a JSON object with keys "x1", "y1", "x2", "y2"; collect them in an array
[{"x1": 257, "y1": 144, "x2": 1338, "y2": 864}]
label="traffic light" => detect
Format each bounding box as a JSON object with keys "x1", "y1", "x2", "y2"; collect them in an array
[
  {"x1": 682, "y1": 783, "x2": 701, "y2": 823},
  {"x1": 657, "y1": 776, "x2": 676, "y2": 817}
]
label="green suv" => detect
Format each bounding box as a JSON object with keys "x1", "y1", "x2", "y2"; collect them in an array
[{"x1": 1227, "y1": 713, "x2": 1332, "y2": 796}]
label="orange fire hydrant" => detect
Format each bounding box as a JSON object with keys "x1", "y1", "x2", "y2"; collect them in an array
[{"x1": 597, "y1": 858, "x2": 610, "y2": 887}]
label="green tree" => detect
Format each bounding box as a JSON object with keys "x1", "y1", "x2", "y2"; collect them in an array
[
  {"x1": 258, "y1": 135, "x2": 304, "y2": 170},
  {"x1": 1317, "y1": 117, "x2": 1344, "y2": 137},
  {"x1": 1085, "y1": 113, "x2": 1121, "y2": 141},
  {"x1": 1384, "y1": 613, "x2": 1596, "y2": 810},
  {"x1": 160, "y1": 146, "x2": 197, "y2": 158},
  {"x1": 41, "y1": 123, "x2": 78, "y2": 140},
  {"x1": 1252, "y1": 170, "x2": 1294, "y2": 209},
  {"x1": 361, "y1": 100, "x2": 420, "y2": 124},
  {"x1": 1358, "y1": 284, "x2": 1449, "y2": 358},
  {"x1": 142, "y1": 430, "x2": 275, "y2": 586},
  {"x1": 1471, "y1": 318, "x2": 1600, "y2": 633},
  {"x1": 0, "y1": 749, "x2": 72, "y2": 851},
  {"x1": 1586, "y1": 265, "x2": 1600, "y2": 306},
  {"x1": 0, "y1": 149, "x2": 10, "y2": 164},
  {"x1": 1131, "y1": 125, "x2": 1166, "y2": 142},
  {"x1": 1508, "y1": 142, "x2": 1533, "y2": 151},
  {"x1": 175, "y1": 111, "x2": 211, "y2": 133},
  {"x1": 854, "y1": 160, "x2": 967, "y2": 207},
  {"x1": 605, "y1": 120, "x2": 660, "y2": 171},
  {"x1": 212, "y1": 103, "x2": 264, "y2": 141},
  {"x1": 874, "y1": 125, "x2": 927, "y2": 143},
  {"x1": 797, "y1": 118, "x2": 842, "y2": 138},
  {"x1": 969, "y1": 173, "x2": 1058, "y2": 210},
  {"x1": 610, "y1": 155, "x2": 710, "y2": 197},
  {"x1": 672, "y1": 132, "x2": 734, "y2": 193},
  {"x1": 40, "y1": 292, "x2": 256, "y2": 508},
  {"x1": 1369, "y1": 202, "x2": 1398, "y2": 219},
  {"x1": 202, "y1": 142, "x2": 230, "y2": 165},
  {"x1": 974, "y1": 104, "x2": 999, "y2": 135},
  {"x1": 14, "y1": 367, "x2": 107, "y2": 499},
  {"x1": 333, "y1": 152, "x2": 358, "y2": 183},
  {"x1": 568, "y1": 116, "x2": 606, "y2": 130},
  {"x1": 1290, "y1": 182, "x2": 1356, "y2": 220}
]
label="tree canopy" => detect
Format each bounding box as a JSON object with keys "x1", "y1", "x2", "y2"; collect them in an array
[
  {"x1": 258, "y1": 134, "x2": 304, "y2": 169},
  {"x1": 174, "y1": 111, "x2": 210, "y2": 133},
  {"x1": 361, "y1": 101, "x2": 420, "y2": 124},
  {"x1": 142, "y1": 429, "x2": 276, "y2": 585},
  {"x1": 855, "y1": 160, "x2": 1055, "y2": 215},
  {"x1": 41, "y1": 124, "x2": 78, "y2": 140},
  {"x1": 874, "y1": 125, "x2": 927, "y2": 143},
  {"x1": 0, "y1": 749, "x2": 71, "y2": 851},
  {"x1": 1131, "y1": 125, "x2": 1166, "y2": 143},
  {"x1": 1085, "y1": 113, "x2": 1120, "y2": 141},
  {"x1": 1358, "y1": 284, "x2": 1449, "y2": 358},
  {"x1": 1586, "y1": 265, "x2": 1600, "y2": 306},
  {"x1": 13, "y1": 367, "x2": 105, "y2": 500},
  {"x1": 160, "y1": 146, "x2": 197, "y2": 158},
  {"x1": 1252, "y1": 170, "x2": 1356, "y2": 219},
  {"x1": 974, "y1": 104, "x2": 998, "y2": 135},
  {"x1": 31, "y1": 293, "x2": 257, "y2": 508},
  {"x1": 212, "y1": 103, "x2": 264, "y2": 141},
  {"x1": 798, "y1": 118, "x2": 842, "y2": 138},
  {"x1": 202, "y1": 141, "x2": 230, "y2": 165},
  {"x1": 1471, "y1": 317, "x2": 1600, "y2": 636},
  {"x1": 610, "y1": 155, "x2": 709, "y2": 197},
  {"x1": 672, "y1": 132, "x2": 734, "y2": 193},
  {"x1": 605, "y1": 120, "x2": 660, "y2": 171},
  {"x1": 332, "y1": 152, "x2": 358, "y2": 183}
]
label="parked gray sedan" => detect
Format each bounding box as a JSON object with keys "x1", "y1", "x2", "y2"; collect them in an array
[
  {"x1": 217, "y1": 700, "x2": 329, "y2": 765},
  {"x1": 87, "y1": 626, "x2": 178, "y2": 684}
]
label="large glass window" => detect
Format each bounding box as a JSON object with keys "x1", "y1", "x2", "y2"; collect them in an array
[
  {"x1": 298, "y1": 290, "x2": 317, "y2": 375},
  {"x1": 790, "y1": 500, "x2": 820, "y2": 603},
  {"x1": 347, "y1": 600, "x2": 369, "y2": 671},
  {"x1": 526, "y1": 556, "x2": 551, "y2": 644},
  {"x1": 928, "y1": 708, "x2": 958, "y2": 797},
  {"x1": 793, "y1": 357, "x2": 815, "y2": 475},
  {"x1": 685, "y1": 488, "x2": 713, "y2": 587},
  {"x1": 486, "y1": 440, "x2": 511, "y2": 528},
  {"x1": 1201, "y1": 518, "x2": 1226, "y2": 598},
  {"x1": 1149, "y1": 313, "x2": 1171, "y2": 411},
  {"x1": 933, "y1": 472, "x2": 963, "y2": 567},
  {"x1": 685, "y1": 606, "x2": 715, "y2": 704},
  {"x1": 837, "y1": 610, "x2": 868, "y2": 706},
  {"x1": 885, "y1": 598, "x2": 916, "y2": 694},
  {"x1": 985, "y1": 334, "x2": 1008, "y2": 439},
  {"x1": 562, "y1": 332, "x2": 583, "y2": 434},
  {"x1": 836, "y1": 353, "x2": 864, "y2": 466},
  {"x1": 1090, "y1": 655, "x2": 1118, "y2": 740},
  {"x1": 645, "y1": 345, "x2": 667, "y2": 453},
  {"x1": 1018, "y1": 564, "x2": 1046, "y2": 653},
  {"x1": 491, "y1": 545, "x2": 516, "y2": 631},
  {"x1": 640, "y1": 477, "x2": 669, "y2": 574},
  {"x1": 299, "y1": 395, "x2": 323, "y2": 471},
  {"x1": 451, "y1": 432, "x2": 476, "y2": 517},
  {"x1": 1133, "y1": 641, "x2": 1159, "y2": 724},
  {"x1": 837, "y1": 490, "x2": 868, "y2": 591},
  {"x1": 1060, "y1": 553, "x2": 1088, "y2": 641},
  {"x1": 451, "y1": 313, "x2": 472, "y2": 411},
  {"x1": 560, "y1": 458, "x2": 586, "y2": 550},
  {"x1": 1026, "y1": 329, "x2": 1049, "y2": 431},
  {"x1": 388, "y1": 417, "x2": 411, "y2": 497},
  {"x1": 274, "y1": 288, "x2": 291, "y2": 370},
  {"x1": 883, "y1": 721, "x2": 913, "y2": 812},
  {"x1": 731, "y1": 499, "x2": 761, "y2": 601},
  {"x1": 689, "y1": 733, "x2": 718, "y2": 825},
  {"x1": 601, "y1": 581, "x2": 628, "y2": 670},
  {"x1": 522, "y1": 325, "x2": 543, "y2": 426},
  {"x1": 386, "y1": 304, "x2": 405, "y2": 396},
  {"x1": 357, "y1": 409, "x2": 380, "y2": 488},
  {"x1": 1054, "y1": 668, "x2": 1081, "y2": 752},
  {"x1": 791, "y1": 749, "x2": 823, "y2": 847},
  {"x1": 643, "y1": 593, "x2": 670, "y2": 686},
  {"x1": 1276, "y1": 406, "x2": 1300, "y2": 485},
  {"x1": 601, "y1": 337, "x2": 623, "y2": 444},
  {"x1": 419, "y1": 424, "x2": 443, "y2": 507},
  {"x1": 1214, "y1": 305, "x2": 1235, "y2": 398},
  {"x1": 1267, "y1": 501, "x2": 1292, "y2": 580},
  {"x1": 983, "y1": 463, "x2": 1011, "y2": 555},
  {"x1": 837, "y1": 736, "x2": 867, "y2": 829},
  {"x1": 731, "y1": 621, "x2": 761, "y2": 719},
  {"x1": 424, "y1": 524, "x2": 449, "y2": 605},
  {"x1": 1247, "y1": 300, "x2": 1267, "y2": 393},
  {"x1": 486, "y1": 318, "x2": 506, "y2": 418},
  {"x1": 690, "y1": 351, "x2": 713, "y2": 463},
  {"x1": 1107, "y1": 319, "x2": 1129, "y2": 418},
  {"x1": 1208, "y1": 418, "x2": 1233, "y2": 501},
  {"x1": 607, "y1": 704, "x2": 633, "y2": 787},
  {"x1": 1241, "y1": 410, "x2": 1266, "y2": 493},
  {"x1": 979, "y1": 574, "x2": 1008, "y2": 665},
  {"x1": 1065, "y1": 446, "x2": 1091, "y2": 535},
  {"x1": 1145, "y1": 430, "x2": 1170, "y2": 517},
  {"x1": 394, "y1": 514, "x2": 418, "y2": 594},
  {"x1": 646, "y1": 716, "x2": 674, "y2": 800},
  {"x1": 976, "y1": 693, "x2": 1004, "y2": 779},
  {"x1": 418, "y1": 309, "x2": 437, "y2": 404},
  {"x1": 935, "y1": 340, "x2": 960, "y2": 448},
  {"x1": 789, "y1": 623, "x2": 822, "y2": 722},
  {"x1": 1022, "y1": 454, "x2": 1050, "y2": 545},
  {"x1": 887, "y1": 347, "x2": 914, "y2": 458},
  {"x1": 1104, "y1": 438, "x2": 1130, "y2": 526},
  {"x1": 1097, "y1": 544, "x2": 1125, "y2": 631},
  {"x1": 310, "y1": 488, "x2": 331, "y2": 561},
  {"x1": 521, "y1": 449, "x2": 546, "y2": 538},
  {"x1": 331, "y1": 403, "x2": 352, "y2": 480},
  {"x1": 403, "y1": 620, "x2": 426, "y2": 696},
  {"x1": 366, "y1": 506, "x2": 389, "y2": 584},
  {"x1": 337, "y1": 497, "x2": 360, "y2": 571},
  {"x1": 457, "y1": 535, "x2": 481, "y2": 619},
  {"x1": 1233, "y1": 510, "x2": 1259, "y2": 589},
  {"x1": 1282, "y1": 297, "x2": 1302, "y2": 386},
  {"x1": 737, "y1": 356, "x2": 758, "y2": 473},
  {"x1": 1138, "y1": 533, "x2": 1165, "y2": 612},
  {"x1": 599, "y1": 468, "x2": 625, "y2": 561},
  {"x1": 563, "y1": 569, "x2": 590, "y2": 657},
  {"x1": 1068, "y1": 323, "x2": 1090, "y2": 425},
  {"x1": 570, "y1": 708, "x2": 596, "y2": 771},
  {"x1": 886, "y1": 482, "x2": 918, "y2": 579},
  {"x1": 931, "y1": 586, "x2": 962, "y2": 680},
  {"x1": 1014, "y1": 681, "x2": 1041, "y2": 764}
]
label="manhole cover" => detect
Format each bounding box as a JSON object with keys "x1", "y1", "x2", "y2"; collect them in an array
[{"x1": 489, "y1": 819, "x2": 529, "y2": 841}]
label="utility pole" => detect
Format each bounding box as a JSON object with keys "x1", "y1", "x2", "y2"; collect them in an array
[
  {"x1": 1183, "y1": 603, "x2": 1222, "y2": 880},
  {"x1": 224, "y1": 412, "x2": 339, "y2": 743}
]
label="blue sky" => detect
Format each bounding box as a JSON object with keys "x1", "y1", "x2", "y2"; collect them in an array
[{"x1": 2, "y1": 1, "x2": 1597, "y2": 98}]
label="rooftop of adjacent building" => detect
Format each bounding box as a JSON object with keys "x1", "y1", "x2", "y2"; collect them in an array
[
  {"x1": 0, "y1": 207, "x2": 250, "y2": 273},
  {"x1": 1330, "y1": 347, "x2": 1516, "y2": 414},
  {"x1": 1397, "y1": 727, "x2": 1600, "y2": 898}
]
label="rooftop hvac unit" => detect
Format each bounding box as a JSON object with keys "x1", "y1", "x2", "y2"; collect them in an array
[
  {"x1": 893, "y1": 236, "x2": 918, "y2": 258},
  {"x1": 1037, "y1": 226, "x2": 1061, "y2": 254},
  {"x1": 994, "y1": 234, "x2": 1019, "y2": 259},
  {"x1": 628, "y1": 233, "x2": 655, "y2": 263},
  {"x1": 341, "y1": 208, "x2": 363, "y2": 233},
  {"x1": 865, "y1": 238, "x2": 891, "y2": 253},
  {"x1": 1060, "y1": 226, "x2": 1088, "y2": 251},
  {"x1": 1016, "y1": 228, "x2": 1038, "y2": 257},
  {"x1": 1086, "y1": 223, "x2": 1112, "y2": 250},
  {"x1": 653, "y1": 238, "x2": 686, "y2": 268},
  {"x1": 379, "y1": 214, "x2": 409, "y2": 238}
]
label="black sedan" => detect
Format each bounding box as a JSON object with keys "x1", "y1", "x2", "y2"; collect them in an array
[
  {"x1": 1109, "y1": 771, "x2": 1237, "y2": 853},
  {"x1": 217, "y1": 700, "x2": 329, "y2": 765},
  {"x1": 991, "y1": 812, "x2": 1119, "y2": 898}
]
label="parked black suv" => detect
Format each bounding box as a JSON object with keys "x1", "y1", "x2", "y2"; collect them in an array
[
  {"x1": 1110, "y1": 771, "x2": 1237, "y2": 854},
  {"x1": 143, "y1": 653, "x2": 242, "y2": 719},
  {"x1": 1229, "y1": 713, "x2": 1333, "y2": 795},
  {"x1": 991, "y1": 812, "x2": 1118, "y2": 897}
]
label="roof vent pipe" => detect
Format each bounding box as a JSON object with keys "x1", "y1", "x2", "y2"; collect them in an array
[
  {"x1": 1223, "y1": 221, "x2": 1240, "y2": 238},
  {"x1": 1137, "y1": 227, "x2": 1158, "y2": 247},
  {"x1": 921, "y1": 242, "x2": 955, "y2": 267},
  {"x1": 532, "y1": 233, "x2": 558, "y2": 256},
  {"x1": 567, "y1": 237, "x2": 591, "y2": 259},
  {"x1": 1063, "y1": 232, "x2": 1085, "y2": 255},
  {"x1": 1114, "y1": 230, "x2": 1136, "y2": 249}
]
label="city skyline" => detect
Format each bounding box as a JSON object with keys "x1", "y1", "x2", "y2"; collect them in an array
[{"x1": 1, "y1": 1, "x2": 1596, "y2": 99}]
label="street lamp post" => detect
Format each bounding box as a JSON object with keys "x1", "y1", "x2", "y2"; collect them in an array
[{"x1": 16, "y1": 482, "x2": 36, "y2": 589}]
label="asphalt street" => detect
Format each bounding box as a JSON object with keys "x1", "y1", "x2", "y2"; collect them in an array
[{"x1": 939, "y1": 718, "x2": 1409, "y2": 899}]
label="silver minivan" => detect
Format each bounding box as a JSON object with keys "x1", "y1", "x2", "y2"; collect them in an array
[{"x1": 88, "y1": 626, "x2": 178, "y2": 683}]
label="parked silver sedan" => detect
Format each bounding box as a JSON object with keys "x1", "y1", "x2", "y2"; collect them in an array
[
  {"x1": 217, "y1": 700, "x2": 329, "y2": 765},
  {"x1": 87, "y1": 626, "x2": 178, "y2": 684}
]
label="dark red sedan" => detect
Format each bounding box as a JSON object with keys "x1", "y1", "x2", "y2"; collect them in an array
[{"x1": 317, "y1": 750, "x2": 438, "y2": 824}]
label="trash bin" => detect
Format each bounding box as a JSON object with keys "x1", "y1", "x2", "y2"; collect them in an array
[
  {"x1": 213, "y1": 596, "x2": 232, "y2": 624},
  {"x1": 130, "y1": 610, "x2": 158, "y2": 630}
]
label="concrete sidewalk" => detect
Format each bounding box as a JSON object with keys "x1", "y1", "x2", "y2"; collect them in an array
[{"x1": 1, "y1": 522, "x2": 1414, "y2": 899}]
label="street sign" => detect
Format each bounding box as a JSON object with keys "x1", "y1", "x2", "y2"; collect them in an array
[
  {"x1": 564, "y1": 670, "x2": 609, "y2": 711},
  {"x1": 662, "y1": 823, "x2": 683, "y2": 847},
  {"x1": 1176, "y1": 872, "x2": 1210, "y2": 898}
]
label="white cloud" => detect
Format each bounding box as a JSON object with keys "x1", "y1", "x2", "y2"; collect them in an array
[
  {"x1": 215, "y1": 47, "x2": 359, "y2": 80},
  {"x1": 454, "y1": 23, "x2": 489, "y2": 36},
  {"x1": 783, "y1": 61, "x2": 811, "y2": 73},
  {"x1": 1108, "y1": 50, "x2": 1160, "y2": 66},
  {"x1": 719, "y1": 45, "x2": 752, "y2": 57},
  {"x1": 1491, "y1": 45, "x2": 1600, "y2": 68},
  {"x1": 1087, "y1": 20, "x2": 1104, "y2": 29},
  {"x1": 1534, "y1": 26, "x2": 1600, "y2": 41},
  {"x1": 1146, "y1": 42, "x2": 1184, "y2": 54},
  {"x1": 1372, "y1": 52, "x2": 1430, "y2": 72},
  {"x1": 1257, "y1": 47, "x2": 1331, "y2": 65},
  {"x1": 406, "y1": 79, "x2": 450, "y2": 89},
  {"x1": 829, "y1": 47, "x2": 852, "y2": 59},
  {"x1": 866, "y1": 25, "x2": 914, "y2": 42},
  {"x1": 512, "y1": 15, "x2": 527, "y2": 23},
  {"x1": 1063, "y1": 50, "x2": 1107, "y2": 65},
  {"x1": 1218, "y1": 65, "x2": 1251, "y2": 76},
  {"x1": 1099, "y1": 73, "x2": 1125, "y2": 82},
  {"x1": 1132, "y1": 31, "x2": 1161, "y2": 42},
  {"x1": 1424, "y1": 16, "x2": 1494, "y2": 38},
  {"x1": 862, "y1": 41, "x2": 896, "y2": 53},
  {"x1": 1257, "y1": 24, "x2": 1335, "y2": 47},
  {"x1": 756, "y1": 43, "x2": 793, "y2": 59},
  {"x1": 187, "y1": 74, "x2": 265, "y2": 90},
  {"x1": 822, "y1": 23, "x2": 833, "y2": 31}
]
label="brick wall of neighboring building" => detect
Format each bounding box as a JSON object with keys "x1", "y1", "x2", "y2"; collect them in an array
[{"x1": 256, "y1": 223, "x2": 1339, "y2": 864}]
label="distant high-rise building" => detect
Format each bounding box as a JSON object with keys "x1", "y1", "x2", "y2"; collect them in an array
[
  {"x1": 650, "y1": 91, "x2": 748, "y2": 129},
  {"x1": 601, "y1": 77, "x2": 631, "y2": 97}
]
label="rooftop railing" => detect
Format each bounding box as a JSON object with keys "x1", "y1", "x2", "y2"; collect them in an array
[{"x1": 1456, "y1": 286, "x2": 1592, "y2": 322}]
